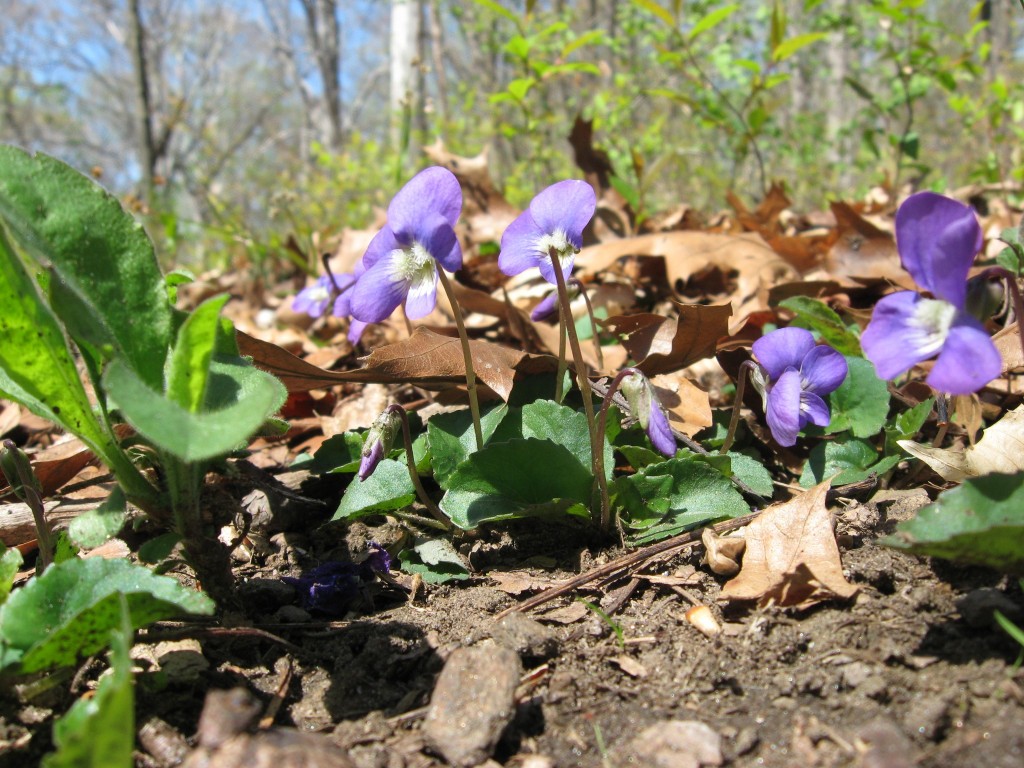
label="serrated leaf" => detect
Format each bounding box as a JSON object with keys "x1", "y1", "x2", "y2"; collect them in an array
[
  {"x1": 882, "y1": 472, "x2": 1024, "y2": 573},
  {"x1": 0, "y1": 147, "x2": 172, "y2": 389},
  {"x1": 103, "y1": 356, "x2": 286, "y2": 462},
  {"x1": 441, "y1": 438, "x2": 594, "y2": 529},
  {"x1": 825, "y1": 356, "x2": 889, "y2": 437},
  {"x1": 615, "y1": 456, "x2": 748, "y2": 544},
  {"x1": 778, "y1": 297, "x2": 862, "y2": 356},
  {"x1": 166, "y1": 294, "x2": 229, "y2": 413},
  {"x1": 772, "y1": 32, "x2": 828, "y2": 62},
  {"x1": 332, "y1": 459, "x2": 416, "y2": 520},
  {"x1": 799, "y1": 437, "x2": 900, "y2": 488},
  {"x1": 0, "y1": 227, "x2": 121, "y2": 467},
  {"x1": 0, "y1": 558, "x2": 213, "y2": 673},
  {"x1": 42, "y1": 596, "x2": 133, "y2": 768},
  {"x1": 689, "y1": 3, "x2": 738, "y2": 41},
  {"x1": 68, "y1": 486, "x2": 127, "y2": 549},
  {"x1": 428, "y1": 404, "x2": 508, "y2": 487}
]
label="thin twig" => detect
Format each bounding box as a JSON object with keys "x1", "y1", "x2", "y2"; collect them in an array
[{"x1": 494, "y1": 510, "x2": 762, "y2": 619}]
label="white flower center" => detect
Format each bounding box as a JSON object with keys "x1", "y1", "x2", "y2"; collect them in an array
[
  {"x1": 534, "y1": 227, "x2": 576, "y2": 270},
  {"x1": 308, "y1": 284, "x2": 330, "y2": 302},
  {"x1": 393, "y1": 242, "x2": 436, "y2": 283},
  {"x1": 908, "y1": 298, "x2": 957, "y2": 358}
]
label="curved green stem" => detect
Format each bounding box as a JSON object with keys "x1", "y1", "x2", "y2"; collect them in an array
[
  {"x1": 387, "y1": 404, "x2": 452, "y2": 530},
  {"x1": 555, "y1": 300, "x2": 567, "y2": 402},
  {"x1": 548, "y1": 250, "x2": 607, "y2": 530},
  {"x1": 571, "y1": 278, "x2": 604, "y2": 372},
  {"x1": 437, "y1": 270, "x2": 484, "y2": 450},
  {"x1": 595, "y1": 368, "x2": 640, "y2": 531}
]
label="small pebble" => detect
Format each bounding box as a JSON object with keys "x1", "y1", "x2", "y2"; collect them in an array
[{"x1": 621, "y1": 720, "x2": 723, "y2": 768}]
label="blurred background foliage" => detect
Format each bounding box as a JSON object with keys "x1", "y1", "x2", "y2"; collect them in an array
[{"x1": 1, "y1": 0, "x2": 1022, "y2": 271}]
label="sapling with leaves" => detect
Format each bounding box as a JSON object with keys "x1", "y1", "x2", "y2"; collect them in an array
[{"x1": 0, "y1": 146, "x2": 286, "y2": 603}]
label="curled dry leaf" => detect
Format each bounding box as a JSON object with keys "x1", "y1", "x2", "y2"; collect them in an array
[
  {"x1": 237, "y1": 328, "x2": 557, "y2": 401},
  {"x1": 898, "y1": 404, "x2": 1024, "y2": 482},
  {"x1": 603, "y1": 303, "x2": 732, "y2": 376},
  {"x1": 823, "y1": 202, "x2": 905, "y2": 283},
  {"x1": 652, "y1": 373, "x2": 713, "y2": 436},
  {"x1": 720, "y1": 482, "x2": 858, "y2": 608},
  {"x1": 993, "y1": 324, "x2": 1023, "y2": 373},
  {"x1": 701, "y1": 528, "x2": 746, "y2": 577},
  {"x1": 575, "y1": 232, "x2": 796, "y2": 330}
]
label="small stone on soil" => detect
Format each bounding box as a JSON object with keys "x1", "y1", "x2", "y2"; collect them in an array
[
  {"x1": 422, "y1": 644, "x2": 522, "y2": 767},
  {"x1": 490, "y1": 612, "x2": 560, "y2": 662},
  {"x1": 620, "y1": 720, "x2": 723, "y2": 768}
]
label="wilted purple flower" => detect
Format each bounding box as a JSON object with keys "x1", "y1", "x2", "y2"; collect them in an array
[
  {"x1": 358, "y1": 408, "x2": 400, "y2": 480},
  {"x1": 861, "y1": 192, "x2": 1001, "y2": 395},
  {"x1": 350, "y1": 167, "x2": 463, "y2": 323},
  {"x1": 751, "y1": 327, "x2": 848, "y2": 447},
  {"x1": 282, "y1": 543, "x2": 392, "y2": 616},
  {"x1": 292, "y1": 275, "x2": 334, "y2": 318},
  {"x1": 499, "y1": 180, "x2": 596, "y2": 284},
  {"x1": 620, "y1": 371, "x2": 676, "y2": 456}
]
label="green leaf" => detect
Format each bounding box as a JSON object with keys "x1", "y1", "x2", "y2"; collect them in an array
[
  {"x1": 42, "y1": 596, "x2": 134, "y2": 768},
  {"x1": 0, "y1": 546, "x2": 23, "y2": 605},
  {"x1": 884, "y1": 397, "x2": 934, "y2": 455},
  {"x1": 631, "y1": 0, "x2": 676, "y2": 28},
  {"x1": 427, "y1": 405, "x2": 508, "y2": 487},
  {"x1": 399, "y1": 537, "x2": 470, "y2": 584},
  {"x1": 441, "y1": 438, "x2": 594, "y2": 529},
  {"x1": 778, "y1": 297, "x2": 862, "y2": 356},
  {"x1": 303, "y1": 431, "x2": 367, "y2": 474},
  {"x1": 614, "y1": 456, "x2": 748, "y2": 544},
  {"x1": 0, "y1": 147, "x2": 172, "y2": 389},
  {"x1": 68, "y1": 487, "x2": 127, "y2": 550},
  {"x1": 506, "y1": 77, "x2": 536, "y2": 101},
  {"x1": 166, "y1": 294, "x2": 229, "y2": 413},
  {"x1": 726, "y1": 452, "x2": 775, "y2": 497},
  {"x1": 103, "y1": 356, "x2": 286, "y2": 462},
  {"x1": 882, "y1": 472, "x2": 1024, "y2": 573},
  {"x1": 332, "y1": 459, "x2": 415, "y2": 520},
  {"x1": 0, "y1": 227, "x2": 121, "y2": 466},
  {"x1": 799, "y1": 437, "x2": 900, "y2": 488},
  {"x1": 472, "y1": 0, "x2": 519, "y2": 24},
  {"x1": 518, "y1": 399, "x2": 613, "y2": 480},
  {"x1": 689, "y1": 3, "x2": 738, "y2": 41},
  {"x1": 0, "y1": 557, "x2": 214, "y2": 673},
  {"x1": 825, "y1": 356, "x2": 890, "y2": 437},
  {"x1": 772, "y1": 32, "x2": 828, "y2": 62}
]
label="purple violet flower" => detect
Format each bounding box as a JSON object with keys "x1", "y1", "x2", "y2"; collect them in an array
[
  {"x1": 358, "y1": 408, "x2": 400, "y2": 480},
  {"x1": 861, "y1": 192, "x2": 1001, "y2": 394},
  {"x1": 281, "y1": 543, "x2": 392, "y2": 616},
  {"x1": 620, "y1": 371, "x2": 676, "y2": 457},
  {"x1": 531, "y1": 281, "x2": 581, "y2": 321},
  {"x1": 350, "y1": 167, "x2": 463, "y2": 323},
  {"x1": 499, "y1": 180, "x2": 596, "y2": 284},
  {"x1": 751, "y1": 327, "x2": 848, "y2": 447},
  {"x1": 331, "y1": 262, "x2": 369, "y2": 344},
  {"x1": 292, "y1": 275, "x2": 334, "y2": 318}
]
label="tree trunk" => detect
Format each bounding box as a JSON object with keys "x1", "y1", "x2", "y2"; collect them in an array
[
  {"x1": 300, "y1": 0, "x2": 344, "y2": 151},
  {"x1": 390, "y1": 0, "x2": 421, "y2": 152},
  {"x1": 128, "y1": 0, "x2": 157, "y2": 206}
]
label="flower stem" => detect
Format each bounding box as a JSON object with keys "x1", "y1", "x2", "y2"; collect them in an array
[
  {"x1": 548, "y1": 250, "x2": 608, "y2": 530},
  {"x1": 1, "y1": 440, "x2": 54, "y2": 572},
  {"x1": 595, "y1": 368, "x2": 640, "y2": 531},
  {"x1": 387, "y1": 405, "x2": 452, "y2": 530},
  {"x1": 555, "y1": 301, "x2": 567, "y2": 402},
  {"x1": 571, "y1": 278, "x2": 604, "y2": 372},
  {"x1": 721, "y1": 360, "x2": 757, "y2": 455},
  {"x1": 436, "y1": 269, "x2": 484, "y2": 450},
  {"x1": 982, "y1": 267, "x2": 1024, "y2": 363}
]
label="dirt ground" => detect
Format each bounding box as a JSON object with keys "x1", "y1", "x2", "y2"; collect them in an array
[{"x1": 6, "y1": 475, "x2": 1022, "y2": 768}]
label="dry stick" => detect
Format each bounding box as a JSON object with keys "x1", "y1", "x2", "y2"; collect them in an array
[
  {"x1": 387, "y1": 404, "x2": 452, "y2": 530},
  {"x1": 548, "y1": 250, "x2": 608, "y2": 529},
  {"x1": 495, "y1": 510, "x2": 762, "y2": 620},
  {"x1": 571, "y1": 277, "x2": 604, "y2": 371},
  {"x1": 436, "y1": 269, "x2": 484, "y2": 450}
]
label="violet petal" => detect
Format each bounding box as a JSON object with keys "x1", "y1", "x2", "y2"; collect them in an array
[
  {"x1": 895, "y1": 191, "x2": 981, "y2": 308},
  {"x1": 799, "y1": 390, "x2": 831, "y2": 428},
  {"x1": 861, "y1": 291, "x2": 937, "y2": 380},
  {"x1": 646, "y1": 398, "x2": 676, "y2": 457},
  {"x1": 530, "y1": 290, "x2": 561, "y2": 321},
  {"x1": 404, "y1": 264, "x2": 439, "y2": 319},
  {"x1": 347, "y1": 318, "x2": 368, "y2": 345},
  {"x1": 800, "y1": 345, "x2": 848, "y2": 395},
  {"x1": 350, "y1": 252, "x2": 409, "y2": 323},
  {"x1": 765, "y1": 368, "x2": 802, "y2": 447},
  {"x1": 528, "y1": 180, "x2": 596, "y2": 246},
  {"x1": 416, "y1": 216, "x2": 462, "y2": 273},
  {"x1": 926, "y1": 315, "x2": 1002, "y2": 394},
  {"x1": 753, "y1": 327, "x2": 816, "y2": 381},
  {"x1": 498, "y1": 211, "x2": 544, "y2": 276},
  {"x1": 362, "y1": 225, "x2": 401, "y2": 268},
  {"x1": 387, "y1": 167, "x2": 463, "y2": 240},
  {"x1": 358, "y1": 438, "x2": 386, "y2": 480}
]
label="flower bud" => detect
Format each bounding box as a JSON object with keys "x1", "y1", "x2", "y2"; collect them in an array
[{"x1": 358, "y1": 409, "x2": 400, "y2": 480}]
